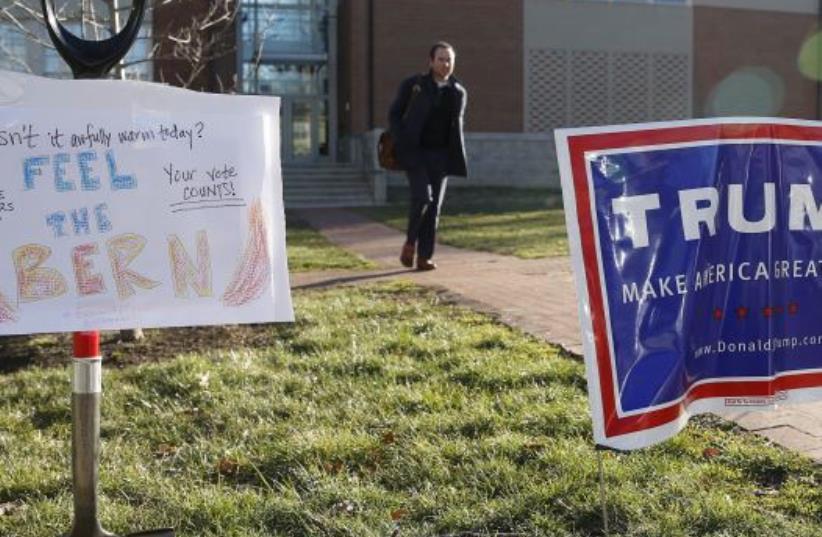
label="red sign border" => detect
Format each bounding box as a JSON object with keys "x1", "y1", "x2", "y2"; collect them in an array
[{"x1": 567, "y1": 122, "x2": 822, "y2": 439}]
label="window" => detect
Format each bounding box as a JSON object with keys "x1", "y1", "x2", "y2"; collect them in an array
[
  {"x1": 0, "y1": 16, "x2": 153, "y2": 80},
  {"x1": 240, "y1": 0, "x2": 330, "y2": 94},
  {"x1": 121, "y1": 25, "x2": 153, "y2": 81},
  {"x1": 0, "y1": 24, "x2": 29, "y2": 73},
  {"x1": 241, "y1": 0, "x2": 329, "y2": 60},
  {"x1": 242, "y1": 62, "x2": 327, "y2": 96}
]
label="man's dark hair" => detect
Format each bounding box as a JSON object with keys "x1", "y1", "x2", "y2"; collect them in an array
[{"x1": 429, "y1": 41, "x2": 455, "y2": 59}]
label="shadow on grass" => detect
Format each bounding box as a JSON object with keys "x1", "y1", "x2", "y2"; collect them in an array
[
  {"x1": 441, "y1": 212, "x2": 554, "y2": 230},
  {"x1": 293, "y1": 269, "x2": 414, "y2": 290},
  {"x1": 0, "y1": 323, "x2": 295, "y2": 375}
]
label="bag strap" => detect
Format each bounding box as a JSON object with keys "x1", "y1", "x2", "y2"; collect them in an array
[{"x1": 401, "y1": 75, "x2": 423, "y2": 122}]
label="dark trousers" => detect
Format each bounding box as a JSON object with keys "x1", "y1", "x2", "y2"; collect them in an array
[{"x1": 405, "y1": 149, "x2": 448, "y2": 259}]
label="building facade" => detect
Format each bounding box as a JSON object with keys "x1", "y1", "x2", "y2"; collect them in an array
[
  {"x1": 329, "y1": 0, "x2": 822, "y2": 194},
  {"x1": 3, "y1": 0, "x2": 822, "y2": 201}
]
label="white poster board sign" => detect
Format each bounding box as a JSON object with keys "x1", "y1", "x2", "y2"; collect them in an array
[{"x1": 0, "y1": 71, "x2": 293, "y2": 335}]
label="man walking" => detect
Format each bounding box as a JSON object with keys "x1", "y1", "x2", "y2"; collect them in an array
[{"x1": 389, "y1": 41, "x2": 468, "y2": 270}]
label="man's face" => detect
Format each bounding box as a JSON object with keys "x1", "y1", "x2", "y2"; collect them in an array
[{"x1": 430, "y1": 47, "x2": 455, "y2": 81}]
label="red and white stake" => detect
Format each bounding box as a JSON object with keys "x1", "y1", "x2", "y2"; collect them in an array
[
  {"x1": 73, "y1": 331, "x2": 101, "y2": 395},
  {"x1": 68, "y1": 331, "x2": 109, "y2": 537},
  {"x1": 67, "y1": 332, "x2": 173, "y2": 537}
]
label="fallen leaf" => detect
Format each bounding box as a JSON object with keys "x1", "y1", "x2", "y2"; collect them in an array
[
  {"x1": 217, "y1": 457, "x2": 240, "y2": 476},
  {"x1": 702, "y1": 447, "x2": 721, "y2": 460},
  {"x1": 381, "y1": 431, "x2": 396, "y2": 445},
  {"x1": 390, "y1": 508, "x2": 409, "y2": 521},
  {"x1": 154, "y1": 443, "x2": 179, "y2": 458},
  {"x1": 323, "y1": 461, "x2": 343, "y2": 474}
]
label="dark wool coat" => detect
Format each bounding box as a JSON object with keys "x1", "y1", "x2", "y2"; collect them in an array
[{"x1": 388, "y1": 72, "x2": 468, "y2": 177}]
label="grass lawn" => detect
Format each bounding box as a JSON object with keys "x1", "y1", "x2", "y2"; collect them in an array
[
  {"x1": 360, "y1": 187, "x2": 569, "y2": 259},
  {"x1": 0, "y1": 282, "x2": 820, "y2": 536},
  {"x1": 286, "y1": 212, "x2": 375, "y2": 272}
]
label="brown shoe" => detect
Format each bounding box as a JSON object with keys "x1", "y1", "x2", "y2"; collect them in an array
[
  {"x1": 416, "y1": 258, "x2": 437, "y2": 271},
  {"x1": 400, "y1": 242, "x2": 415, "y2": 267}
]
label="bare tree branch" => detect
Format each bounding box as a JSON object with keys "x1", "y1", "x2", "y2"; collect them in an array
[
  {"x1": 0, "y1": 0, "x2": 257, "y2": 91},
  {"x1": 0, "y1": 39, "x2": 31, "y2": 71}
]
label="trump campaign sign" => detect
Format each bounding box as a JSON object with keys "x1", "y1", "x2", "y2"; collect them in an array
[
  {"x1": 556, "y1": 119, "x2": 822, "y2": 450},
  {"x1": 0, "y1": 71, "x2": 293, "y2": 335}
]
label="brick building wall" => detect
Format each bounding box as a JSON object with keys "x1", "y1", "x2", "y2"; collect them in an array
[
  {"x1": 693, "y1": 6, "x2": 819, "y2": 119},
  {"x1": 338, "y1": 0, "x2": 371, "y2": 136},
  {"x1": 340, "y1": 0, "x2": 524, "y2": 136}
]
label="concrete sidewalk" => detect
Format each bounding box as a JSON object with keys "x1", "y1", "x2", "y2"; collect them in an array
[{"x1": 291, "y1": 208, "x2": 822, "y2": 463}]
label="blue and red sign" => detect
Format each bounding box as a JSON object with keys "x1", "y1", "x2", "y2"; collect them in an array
[{"x1": 556, "y1": 120, "x2": 822, "y2": 449}]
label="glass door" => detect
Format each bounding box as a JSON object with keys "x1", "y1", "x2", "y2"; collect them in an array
[
  {"x1": 282, "y1": 97, "x2": 328, "y2": 162},
  {"x1": 239, "y1": 0, "x2": 333, "y2": 163}
]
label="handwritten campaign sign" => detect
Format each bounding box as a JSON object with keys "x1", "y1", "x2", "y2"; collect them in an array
[
  {"x1": 0, "y1": 71, "x2": 293, "y2": 335},
  {"x1": 556, "y1": 119, "x2": 822, "y2": 450}
]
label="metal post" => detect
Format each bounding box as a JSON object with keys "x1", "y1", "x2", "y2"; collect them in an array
[
  {"x1": 68, "y1": 334, "x2": 176, "y2": 537},
  {"x1": 69, "y1": 332, "x2": 109, "y2": 537},
  {"x1": 596, "y1": 449, "x2": 610, "y2": 537}
]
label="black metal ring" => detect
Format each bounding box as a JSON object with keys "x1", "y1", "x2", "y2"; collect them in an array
[{"x1": 41, "y1": 0, "x2": 147, "y2": 79}]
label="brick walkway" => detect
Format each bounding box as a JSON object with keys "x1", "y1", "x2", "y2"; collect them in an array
[{"x1": 291, "y1": 208, "x2": 822, "y2": 463}]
